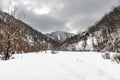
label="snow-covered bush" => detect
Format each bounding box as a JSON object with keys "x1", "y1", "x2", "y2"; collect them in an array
[
  {"x1": 110, "y1": 54, "x2": 120, "y2": 63},
  {"x1": 102, "y1": 52, "x2": 120, "y2": 63},
  {"x1": 102, "y1": 52, "x2": 110, "y2": 59},
  {"x1": 51, "y1": 51, "x2": 58, "y2": 54}
]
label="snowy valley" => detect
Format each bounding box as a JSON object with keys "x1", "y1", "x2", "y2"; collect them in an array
[{"x1": 0, "y1": 1, "x2": 120, "y2": 80}]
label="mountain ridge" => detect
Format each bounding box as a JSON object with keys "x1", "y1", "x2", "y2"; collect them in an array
[{"x1": 46, "y1": 31, "x2": 74, "y2": 43}]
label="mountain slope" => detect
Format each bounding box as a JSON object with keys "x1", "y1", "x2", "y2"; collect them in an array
[
  {"x1": 56, "y1": 6, "x2": 120, "y2": 52},
  {"x1": 46, "y1": 31, "x2": 74, "y2": 43},
  {"x1": 0, "y1": 10, "x2": 58, "y2": 54}
]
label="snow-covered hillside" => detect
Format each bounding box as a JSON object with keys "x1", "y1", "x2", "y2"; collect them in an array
[
  {"x1": 64, "y1": 36, "x2": 97, "y2": 51},
  {"x1": 57, "y1": 6, "x2": 120, "y2": 52},
  {"x1": 46, "y1": 31, "x2": 74, "y2": 42},
  {"x1": 0, "y1": 51, "x2": 120, "y2": 80}
]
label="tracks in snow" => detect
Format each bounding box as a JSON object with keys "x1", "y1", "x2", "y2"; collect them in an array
[{"x1": 51, "y1": 54, "x2": 114, "y2": 80}]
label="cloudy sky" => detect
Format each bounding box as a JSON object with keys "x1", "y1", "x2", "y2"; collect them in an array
[{"x1": 0, "y1": 0, "x2": 119, "y2": 34}]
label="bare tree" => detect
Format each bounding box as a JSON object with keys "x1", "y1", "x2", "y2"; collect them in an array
[
  {"x1": 0, "y1": 17, "x2": 20, "y2": 60},
  {"x1": 0, "y1": 4, "x2": 20, "y2": 60},
  {"x1": 82, "y1": 40, "x2": 87, "y2": 51}
]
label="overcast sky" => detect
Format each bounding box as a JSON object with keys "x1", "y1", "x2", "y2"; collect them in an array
[{"x1": 0, "y1": 0, "x2": 119, "y2": 34}]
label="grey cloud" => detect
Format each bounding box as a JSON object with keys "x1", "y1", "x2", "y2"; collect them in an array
[
  {"x1": 56, "y1": 0, "x2": 119, "y2": 33},
  {"x1": 54, "y1": 0, "x2": 118, "y2": 17},
  {"x1": 0, "y1": 0, "x2": 8, "y2": 10},
  {"x1": 25, "y1": 14, "x2": 67, "y2": 33},
  {"x1": 0, "y1": 0, "x2": 119, "y2": 34},
  {"x1": 14, "y1": 4, "x2": 67, "y2": 33}
]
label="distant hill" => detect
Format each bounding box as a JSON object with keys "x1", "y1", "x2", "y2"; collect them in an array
[{"x1": 46, "y1": 31, "x2": 74, "y2": 43}]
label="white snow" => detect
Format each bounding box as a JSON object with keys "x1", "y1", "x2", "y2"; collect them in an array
[
  {"x1": 66, "y1": 36, "x2": 98, "y2": 51},
  {"x1": 85, "y1": 37, "x2": 94, "y2": 50},
  {"x1": 57, "y1": 34, "x2": 61, "y2": 41},
  {"x1": 0, "y1": 51, "x2": 120, "y2": 80}
]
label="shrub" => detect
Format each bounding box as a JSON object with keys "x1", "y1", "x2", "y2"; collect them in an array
[
  {"x1": 51, "y1": 51, "x2": 58, "y2": 54},
  {"x1": 102, "y1": 52, "x2": 110, "y2": 59},
  {"x1": 111, "y1": 54, "x2": 120, "y2": 63}
]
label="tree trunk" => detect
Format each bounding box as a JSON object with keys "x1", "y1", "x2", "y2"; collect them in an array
[{"x1": 4, "y1": 36, "x2": 10, "y2": 60}]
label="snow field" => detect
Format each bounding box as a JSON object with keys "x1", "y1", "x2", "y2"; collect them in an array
[{"x1": 0, "y1": 51, "x2": 120, "y2": 80}]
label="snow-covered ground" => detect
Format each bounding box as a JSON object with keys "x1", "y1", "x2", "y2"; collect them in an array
[{"x1": 0, "y1": 51, "x2": 120, "y2": 80}]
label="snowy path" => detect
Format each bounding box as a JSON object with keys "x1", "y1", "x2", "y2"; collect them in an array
[{"x1": 0, "y1": 51, "x2": 120, "y2": 80}]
